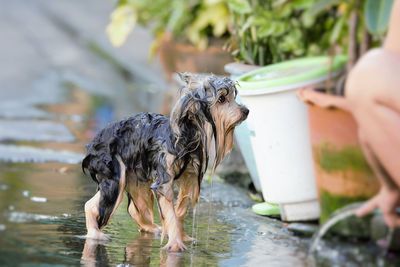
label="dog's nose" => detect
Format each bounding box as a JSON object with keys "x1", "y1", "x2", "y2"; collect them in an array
[{"x1": 241, "y1": 106, "x2": 249, "y2": 117}]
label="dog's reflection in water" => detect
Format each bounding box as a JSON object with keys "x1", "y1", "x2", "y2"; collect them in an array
[{"x1": 81, "y1": 232, "x2": 184, "y2": 267}]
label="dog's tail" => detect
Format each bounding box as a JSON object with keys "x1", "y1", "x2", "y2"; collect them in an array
[{"x1": 82, "y1": 140, "x2": 122, "y2": 229}]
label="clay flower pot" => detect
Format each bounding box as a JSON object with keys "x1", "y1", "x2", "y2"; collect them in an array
[
  {"x1": 158, "y1": 34, "x2": 233, "y2": 114},
  {"x1": 297, "y1": 87, "x2": 380, "y2": 223},
  {"x1": 158, "y1": 34, "x2": 233, "y2": 81}
]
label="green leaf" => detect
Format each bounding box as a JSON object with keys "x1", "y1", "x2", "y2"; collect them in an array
[
  {"x1": 365, "y1": 0, "x2": 394, "y2": 36},
  {"x1": 301, "y1": 10, "x2": 315, "y2": 28},
  {"x1": 310, "y1": 0, "x2": 341, "y2": 16},
  {"x1": 106, "y1": 3, "x2": 137, "y2": 47},
  {"x1": 257, "y1": 21, "x2": 286, "y2": 38},
  {"x1": 166, "y1": 1, "x2": 185, "y2": 32},
  {"x1": 257, "y1": 25, "x2": 273, "y2": 38},
  {"x1": 292, "y1": 0, "x2": 314, "y2": 9},
  {"x1": 227, "y1": 0, "x2": 252, "y2": 14},
  {"x1": 329, "y1": 15, "x2": 345, "y2": 44},
  {"x1": 277, "y1": 4, "x2": 293, "y2": 17}
]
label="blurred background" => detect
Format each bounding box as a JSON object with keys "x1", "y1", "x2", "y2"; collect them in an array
[{"x1": 0, "y1": 0, "x2": 398, "y2": 266}]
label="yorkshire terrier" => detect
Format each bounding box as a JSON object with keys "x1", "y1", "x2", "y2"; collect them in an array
[{"x1": 82, "y1": 73, "x2": 249, "y2": 252}]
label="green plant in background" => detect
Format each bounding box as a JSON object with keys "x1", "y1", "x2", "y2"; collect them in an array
[
  {"x1": 106, "y1": 0, "x2": 394, "y2": 67},
  {"x1": 227, "y1": 0, "x2": 394, "y2": 67},
  {"x1": 308, "y1": 0, "x2": 394, "y2": 69},
  {"x1": 227, "y1": 0, "x2": 337, "y2": 66},
  {"x1": 364, "y1": 0, "x2": 394, "y2": 35},
  {"x1": 107, "y1": 0, "x2": 230, "y2": 53}
]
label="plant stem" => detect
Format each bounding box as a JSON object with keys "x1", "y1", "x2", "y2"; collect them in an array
[
  {"x1": 348, "y1": 0, "x2": 361, "y2": 70},
  {"x1": 326, "y1": 46, "x2": 335, "y2": 95},
  {"x1": 360, "y1": 26, "x2": 371, "y2": 56}
]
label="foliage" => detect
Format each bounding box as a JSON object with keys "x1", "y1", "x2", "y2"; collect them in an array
[
  {"x1": 106, "y1": 0, "x2": 395, "y2": 66},
  {"x1": 227, "y1": 0, "x2": 394, "y2": 66},
  {"x1": 306, "y1": 0, "x2": 394, "y2": 68},
  {"x1": 106, "y1": 0, "x2": 230, "y2": 51},
  {"x1": 227, "y1": 0, "x2": 338, "y2": 66},
  {"x1": 364, "y1": 0, "x2": 394, "y2": 36}
]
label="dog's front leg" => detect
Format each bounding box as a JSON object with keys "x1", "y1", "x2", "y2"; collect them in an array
[
  {"x1": 155, "y1": 179, "x2": 186, "y2": 252},
  {"x1": 175, "y1": 173, "x2": 199, "y2": 242}
]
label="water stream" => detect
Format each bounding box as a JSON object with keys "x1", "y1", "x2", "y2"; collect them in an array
[{"x1": 309, "y1": 202, "x2": 364, "y2": 253}]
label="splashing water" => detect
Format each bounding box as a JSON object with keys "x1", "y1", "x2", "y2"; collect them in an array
[
  {"x1": 191, "y1": 206, "x2": 197, "y2": 248},
  {"x1": 206, "y1": 174, "x2": 214, "y2": 249},
  {"x1": 190, "y1": 205, "x2": 197, "y2": 267}
]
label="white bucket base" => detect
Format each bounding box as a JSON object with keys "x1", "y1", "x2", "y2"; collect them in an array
[{"x1": 279, "y1": 199, "x2": 320, "y2": 221}]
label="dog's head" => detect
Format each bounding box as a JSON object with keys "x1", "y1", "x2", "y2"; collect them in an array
[{"x1": 170, "y1": 73, "x2": 249, "y2": 172}]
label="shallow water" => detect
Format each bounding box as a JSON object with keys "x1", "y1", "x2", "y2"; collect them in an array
[
  {"x1": 0, "y1": 162, "x2": 308, "y2": 266},
  {"x1": 0, "y1": 72, "x2": 311, "y2": 266}
]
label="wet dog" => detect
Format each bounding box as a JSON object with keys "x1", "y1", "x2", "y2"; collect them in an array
[{"x1": 82, "y1": 73, "x2": 249, "y2": 252}]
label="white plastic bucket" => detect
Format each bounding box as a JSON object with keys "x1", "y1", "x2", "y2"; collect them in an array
[{"x1": 237, "y1": 56, "x2": 347, "y2": 221}]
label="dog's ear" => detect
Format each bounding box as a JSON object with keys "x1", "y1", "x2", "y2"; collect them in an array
[
  {"x1": 177, "y1": 72, "x2": 194, "y2": 85},
  {"x1": 171, "y1": 77, "x2": 217, "y2": 123},
  {"x1": 171, "y1": 78, "x2": 208, "y2": 131},
  {"x1": 170, "y1": 77, "x2": 218, "y2": 168}
]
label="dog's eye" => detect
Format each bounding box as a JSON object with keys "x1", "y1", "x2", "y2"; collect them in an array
[{"x1": 218, "y1": 95, "x2": 226, "y2": 104}]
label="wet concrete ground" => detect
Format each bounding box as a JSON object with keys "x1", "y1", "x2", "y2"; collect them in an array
[{"x1": 0, "y1": 0, "x2": 399, "y2": 266}]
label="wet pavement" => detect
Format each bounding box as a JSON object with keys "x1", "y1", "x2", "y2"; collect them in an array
[{"x1": 1, "y1": 0, "x2": 400, "y2": 266}]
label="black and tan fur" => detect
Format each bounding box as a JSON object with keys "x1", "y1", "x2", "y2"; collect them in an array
[{"x1": 82, "y1": 73, "x2": 249, "y2": 252}]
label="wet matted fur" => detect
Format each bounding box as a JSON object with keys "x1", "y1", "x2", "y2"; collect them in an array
[{"x1": 82, "y1": 73, "x2": 249, "y2": 251}]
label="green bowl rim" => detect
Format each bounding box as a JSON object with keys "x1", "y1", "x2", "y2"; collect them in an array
[{"x1": 236, "y1": 55, "x2": 347, "y2": 91}]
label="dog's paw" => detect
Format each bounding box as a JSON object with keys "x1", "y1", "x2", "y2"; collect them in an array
[
  {"x1": 162, "y1": 239, "x2": 187, "y2": 252},
  {"x1": 86, "y1": 230, "x2": 111, "y2": 241},
  {"x1": 140, "y1": 223, "x2": 162, "y2": 233},
  {"x1": 182, "y1": 234, "x2": 196, "y2": 242}
]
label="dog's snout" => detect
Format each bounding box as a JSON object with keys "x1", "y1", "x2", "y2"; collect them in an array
[{"x1": 241, "y1": 106, "x2": 249, "y2": 118}]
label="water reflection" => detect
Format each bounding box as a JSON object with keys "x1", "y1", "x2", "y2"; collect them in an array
[
  {"x1": 81, "y1": 239, "x2": 111, "y2": 267},
  {"x1": 0, "y1": 77, "x2": 237, "y2": 266},
  {"x1": 124, "y1": 232, "x2": 154, "y2": 266},
  {"x1": 81, "y1": 232, "x2": 185, "y2": 267},
  {"x1": 72, "y1": 193, "x2": 235, "y2": 266}
]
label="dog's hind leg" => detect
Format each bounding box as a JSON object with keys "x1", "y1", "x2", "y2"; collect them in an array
[
  {"x1": 85, "y1": 191, "x2": 108, "y2": 240},
  {"x1": 126, "y1": 179, "x2": 161, "y2": 233},
  {"x1": 175, "y1": 172, "x2": 199, "y2": 242},
  {"x1": 84, "y1": 156, "x2": 126, "y2": 240}
]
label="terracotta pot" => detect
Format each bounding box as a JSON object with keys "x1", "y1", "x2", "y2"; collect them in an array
[
  {"x1": 158, "y1": 34, "x2": 233, "y2": 115},
  {"x1": 158, "y1": 34, "x2": 233, "y2": 81},
  {"x1": 297, "y1": 87, "x2": 380, "y2": 223}
]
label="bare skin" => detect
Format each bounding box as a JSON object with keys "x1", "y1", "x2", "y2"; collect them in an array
[
  {"x1": 345, "y1": 0, "x2": 400, "y2": 227},
  {"x1": 84, "y1": 155, "x2": 126, "y2": 240}
]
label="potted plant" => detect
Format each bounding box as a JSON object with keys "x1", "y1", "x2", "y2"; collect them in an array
[
  {"x1": 106, "y1": 0, "x2": 233, "y2": 80},
  {"x1": 297, "y1": 0, "x2": 394, "y2": 224}
]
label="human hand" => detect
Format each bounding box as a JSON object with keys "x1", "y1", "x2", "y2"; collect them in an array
[{"x1": 356, "y1": 186, "x2": 400, "y2": 227}]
